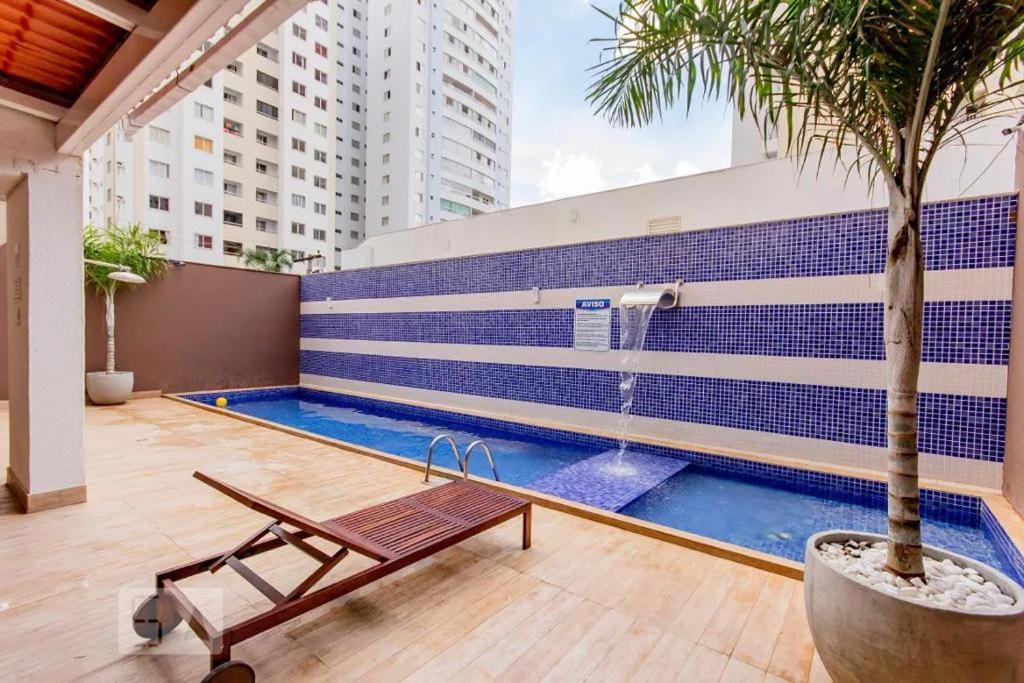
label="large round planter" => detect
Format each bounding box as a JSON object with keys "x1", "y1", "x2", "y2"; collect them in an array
[
  {"x1": 805, "y1": 530, "x2": 1024, "y2": 682},
  {"x1": 85, "y1": 371, "x2": 134, "y2": 405}
]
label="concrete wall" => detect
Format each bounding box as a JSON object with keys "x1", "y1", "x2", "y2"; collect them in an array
[
  {"x1": 83, "y1": 262, "x2": 299, "y2": 394},
  {"x1": 0, "y1": 259, "x2": 299, "y2": 399},
  {"x1": 342, "y1": 125, "x2": 1017, "y2": 270},
  {"x1": 1003, "y1": 133, "x2": 1024, "y2": 514}
]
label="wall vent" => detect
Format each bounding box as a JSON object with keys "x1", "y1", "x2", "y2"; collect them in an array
[{"x1": 647, "y1": 216, "x2": 682, "y2": 235}]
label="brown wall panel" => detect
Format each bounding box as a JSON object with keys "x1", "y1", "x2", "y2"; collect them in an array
[{"x1": 1004, "y1": 135, "x2": 1024, "y2": 514}]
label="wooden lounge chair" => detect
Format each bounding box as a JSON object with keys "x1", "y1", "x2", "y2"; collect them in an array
[{"x1": 133, "y1": 471, "x2": 532, "y2": 682}]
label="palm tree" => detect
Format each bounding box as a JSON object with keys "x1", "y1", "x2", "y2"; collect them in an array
[
  {"x1": 83, "y1": 223, "x2": 169, "y2": 373},
  {"x1": 242, "y1": 247, "x2": 293, "y2": 273},
  {"x1": 588, "y1": 0, "x2": 1024, "y2": 578}
]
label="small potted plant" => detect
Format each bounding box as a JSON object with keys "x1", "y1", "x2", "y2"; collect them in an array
[{"x1": 83, "y1": 223, "x2": 168, "y2": 405}]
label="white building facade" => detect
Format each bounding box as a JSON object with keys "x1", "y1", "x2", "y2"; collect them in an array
[
  {"x1": 86, "y1": 1, "x2": 340, "y2": 268},
  {"x1": 364, "y1": 0, "x2": 514, "y2": 239}
]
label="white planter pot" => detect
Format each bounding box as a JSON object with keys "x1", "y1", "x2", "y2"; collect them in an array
[
  {"x1": 805, "y1": 530, "x2": 1024, "y2": 682},
  {"x1": 85, "y1": 371, "x2": 134, "y2": 405}
]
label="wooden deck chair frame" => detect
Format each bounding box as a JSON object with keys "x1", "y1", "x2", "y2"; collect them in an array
[{"x1": 132, "y1": 471, "x2": 532, "y2": 682}]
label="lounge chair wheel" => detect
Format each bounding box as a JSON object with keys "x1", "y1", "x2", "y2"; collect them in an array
[
  {"x1": 202, "y1": 660, "x2": 255, "y2": 683},
  {"x1": 132, "y1": 593, "x2": 182, "y2": 640}
]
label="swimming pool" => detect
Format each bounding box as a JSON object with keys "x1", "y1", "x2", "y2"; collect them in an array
[{"x1": 183, "y1": 386, "x2": 1024, "y2": 583}]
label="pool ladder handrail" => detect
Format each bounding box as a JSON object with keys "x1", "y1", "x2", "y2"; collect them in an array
[
  {"x1": 464, "y1": 440, "x2": 501, "y2": 482},
  {"x1": 424, "y1": 434, "x2": 462, "y2": 483},
  {"x1": 423, "y1": 435, "x2": 501, "y2": 484}
]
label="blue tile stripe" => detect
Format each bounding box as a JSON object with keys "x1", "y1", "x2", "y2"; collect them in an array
[
  {"x1": 982, "y1": 503, "x2": 1024, "y2": 587},
  {"x1": 299, "y1": 351, "x2": 1006, "y2": 462},
  {"x1": 180, "y1": 385, "x2": 981, "y2": 523},
  {"x1": 301, "y1": 299, "x2": 1011, "y2": 366},
  {"x1": 301, "y1": 195, "x2": 1017, "y2": 302}
]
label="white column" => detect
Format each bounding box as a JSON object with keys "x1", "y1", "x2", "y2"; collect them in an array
[{"x1": 5, "y1": 155, "x2": 86, "y2": 512}]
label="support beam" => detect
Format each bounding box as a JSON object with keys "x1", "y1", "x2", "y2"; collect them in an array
[
  {"x1": 57, "y1": 0, "x2": 251, "y2": 155},
  {"x1": 3, "y1": 107, "x2": 86, "y2": 512},
  {"x1": 61, "y1": 0, "x2": 149, "y2": 31},
  {"x1": 0, "y1": 87, "x2": 68, "y2": 122},
  {"x1": 125, "y1": 0, "x2": 309, "y2": 132}
]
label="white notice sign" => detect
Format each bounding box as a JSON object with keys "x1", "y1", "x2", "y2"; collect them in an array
[{"x1": 574, "y1": 298, "x2": 612, "y2": 351}]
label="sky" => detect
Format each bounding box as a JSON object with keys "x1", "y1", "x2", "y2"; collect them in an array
[{"x1": 509, "y1": 0, "x2": 733, "y2": 207}]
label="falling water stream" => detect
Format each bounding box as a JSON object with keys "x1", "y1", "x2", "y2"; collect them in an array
[{"x1": 609, "y1": 302, "x2": 657, "y2": 473}]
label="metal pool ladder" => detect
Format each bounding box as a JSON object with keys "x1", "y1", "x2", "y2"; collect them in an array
[{"x1": 423, "y1": 434, "x2": 501, "y2": 483}]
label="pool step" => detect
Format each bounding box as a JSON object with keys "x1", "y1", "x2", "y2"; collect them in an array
[{"x1": 529, "y1": 450, "x2": 689, "y2": 511}]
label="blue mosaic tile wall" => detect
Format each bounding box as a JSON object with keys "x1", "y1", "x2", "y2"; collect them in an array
[
  {"x1": 300, "y1": 194, "x2": 1017, "y2": 469},
  {"x1": 301, "y1": 300, "x2": 1011, "y2": 365},
  {"x1": 301, "y1": 195, "x2": 1017, "y2": 302},
  {"x1": 300, "y1": 350, "x2": 1006, "y2": 462}
]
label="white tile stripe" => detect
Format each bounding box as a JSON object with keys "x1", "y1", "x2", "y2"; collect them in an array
[
  {"x1": 298, "y1": 374, "x2": 1002, "y2": 490},
  {"x1": 299, "y1": 338, "x2": 1008, "y2": 398},
  {"x1": 300, "y1": 267, "x2": 1012, "y2": 314}
]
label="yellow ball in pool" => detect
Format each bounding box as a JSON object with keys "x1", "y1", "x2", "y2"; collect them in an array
[{"x1": 215, "y1": 397, "x2": 228, "y2": 408}]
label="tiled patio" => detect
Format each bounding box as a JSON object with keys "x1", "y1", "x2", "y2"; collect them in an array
[{"x1": 0, "y1": 398, "x2": 830, "y2": 682}]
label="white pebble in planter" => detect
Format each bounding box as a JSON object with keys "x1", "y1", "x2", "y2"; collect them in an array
[{"x1": 805, "y1": 530, "x2": 1024, "y2": 682}]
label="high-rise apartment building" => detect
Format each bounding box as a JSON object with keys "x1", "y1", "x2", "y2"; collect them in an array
[
  {"x1": 86, "y1": 1, "x2": 340, "y2": 268},
  {"x1": 84, "y1": 0, "x2": 515, "y2": 270},
  {"x1": 364, "y1": 0, "x2": 513, "y2": 238}
]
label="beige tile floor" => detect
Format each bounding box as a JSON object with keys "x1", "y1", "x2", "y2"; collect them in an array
[{"x1": 0, "y1": 398, "x2": 832, "y2": 682}]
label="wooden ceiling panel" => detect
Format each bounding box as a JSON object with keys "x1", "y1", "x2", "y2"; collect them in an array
[{"x1": 0, "y1": 0, "x2": 128, "y2": 108}]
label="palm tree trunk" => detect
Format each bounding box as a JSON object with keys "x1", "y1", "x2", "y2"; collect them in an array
[
  {"x1": 883, "y1": 183, "x2": 926, "y2": 579},
  {"x1": 105, "y1": 290, "x2": 116, "y2": 373}
]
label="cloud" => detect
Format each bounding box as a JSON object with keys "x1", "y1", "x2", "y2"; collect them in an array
[{"x1": 537, "y1": 151, "x2": 608, "y2": 200}]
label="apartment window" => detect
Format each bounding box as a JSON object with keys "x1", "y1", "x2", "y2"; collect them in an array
[
  {"x1": 226, "y1": 61, "x2": 242, "y2": 75},
  {"x1": 384, "y1": 90, "x2": 391, "y2": 101},
  {"x1": 349, "y1": 214, "x2": 359, "y2": 223},
  {"x1": 292, "y1": 81, "x2": 306, "y2": 96},
  {"x1": 224, "y1": 180, "x2": 242, "y2": 196},
  {"x1": 223, "y1": 240, "x2": 243, "y2": 256},
  {"x1": 381, "y1": 195, "x2": 390, "y2": 206},
  {"x1": 292, "y1": 23, "x2": 307, "y2": 40},
  {"x1": 352, "y1": 121, "x2": 361, "y2": 131},
  {"x1": 381, "y1": 174, "x2": 390, "y2": 185},
  {"x1": 223, "y1": 149, "x2": 241, "y2": 166},
  {"x1": 314, "y1": 149, "x2": 327, "y2": 162},
  {"x1": 313, "y1": 201, "x2": 326, "y2": 215},
  {"x1": 256, "y1": 70, "x2": 278, "y2": 90},
  {"x1": 414, "y1": 170, "x2": 424, "y2": 182},
  {"x1": 148, "y1": 160, "x2": 170, "y2": 178},
  {"x1": 313, "y1": 175, "x2": 326, "y2": 189},
  {"x1": 151, "y1": 229, "x2": 169, "y2": 244},
  {"x1": 291, "y1": 137, "x2": 306, "y2": 152},
  {"x1": 291, "y1": 52, "x2": 307, "y2": 68},
  {"x1": 315, "y1": 43, "x2": 328, "y2": 57},
  {"x1": 194, "y1": 234, "x2": 213, "y2": 249},
  {"x1": 255, "y1": 188, "x2": 277, "y2": 204},
  {"x1": 223, "y1": 209, "x2": 242, "y2": 225},
  {"x1": 148, "y1": 194, "x2": 169, "y2": 210},
  {"x1": 313, "y1": 229, "x2": 327, "y2": 241},
  {"x1": 414, "y1": 192, "x2": 424, "y2": 203},
  {"x1": 314, "y1": 123, "x2": 327, "y2": 137},
  {"x1": 290, "y1": 249, "x2": 305, "y2": 260},
  {"x1": 383, "y1": 111, "x2": 391, "y2": 122},
  {"x1": 194, "y1": 201, "x2": 214, "y2": 217},
  {"x1": 224, "y1": 118, "x2": 243, "y2": 136},
  {"x1": 194, "y1": 102, "x2": 214, "y2": 121},
  {"x1": 314, "y1": 96, "x2": 327, "y2": 110},
  {"x1": 381, "y1": 216, "x2": 390, "y2": 227},
  {"x1": 351, "y1": 176, "x2": 361, "y2": 185},
  {"x1": 291, "y1": 221, "x2": 305, "y2": 235},
  {"x1": 383, "y1": 132, "x2": 390, "y2": 143},
  {"x1": 255, "y1": 159, "x2": 277, "y2": 176},
  {"x1": 255, "y1": 42, "x2": 278, "y2": 61},
  {"x1": 194, "y1": 168, "x2": 214, "y2": 186},
  {"x1": 315, "y1": 69, "x2": 327, "y2": 84},
  {"x1": 315, "y1": 15, "x2": 328, "y2": 30},
  {"x1": 255, "y1": 130, "x2": 277, "y2": 147},
  {"x1": 382, "y1": 153, "x2": 390, "y2": 164},
  {"x1": 223, "y1": 87, "x2": 242, "y2": 106},
  {"x1": 255, "y1": 217, "x2": 278, "y2": 233},
  {"x1": 148, "y1": 126, "x2": 170, "y2": 144},
  {"x1": 291, "y1": 165, "x2": 306, "y2": 180},
  {"x1": 256, "y1": 100, "x2": 278, "y2": 119},
  {"x1": 352, "y1": 102, "x2": 362, "y2": 113},
  {"x1": 291, "y1": 194, "x2": 306, "y2": 208},
  {"x1": 291, "y1": 109, "x2": 306, "y2": 124},
  {"x1": 414, "y1": 213, "x2": 424, "y2": 224},
  {"x1": 193, "y1": 135, "x2": 213, "y2": 153}
]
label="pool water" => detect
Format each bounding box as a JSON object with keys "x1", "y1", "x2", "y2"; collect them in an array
[{"x1": 189, "y1": 388, "x2": 1020, "y2": 581}]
